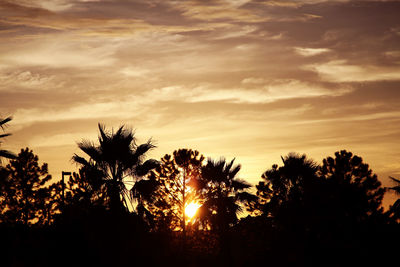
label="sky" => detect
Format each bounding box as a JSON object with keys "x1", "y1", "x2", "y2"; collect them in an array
[{"x1": 1, "y1": 0, "x2": 400, "y2": 208}]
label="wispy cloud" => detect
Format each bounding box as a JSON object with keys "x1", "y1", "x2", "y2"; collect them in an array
[
  {"x1": 0, "y1": 70, "x2": 55, "y2": 90},
  {"x1": 304, "y1": 60, "x2": 400, "y2": 82},
  {"x1": 1, "y1": 0, "x2": 400, "y2": 199},
  {"x1": 149, "y1": 80, "x2": 351, "y2": 104},
  {"x1": 294, "y1": 47, "x2": 331, "y2": 57}
]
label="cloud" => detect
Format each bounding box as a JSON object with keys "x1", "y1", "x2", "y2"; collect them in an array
[
  {"x1": 28, "y1": 132, "x2": 89, "y2": 147},
  {"x1": 8, "y1": 78, "x2": 352, "y2": 128},
  {"x1": 1, "y1": 0, "x2": 400, "y2": 200},
  {"x1": 12, "y1": 97, "x2": 145, "y2": 125},
  {"x1": 119, "y1": 66, "x2": 150, "y2": 77},
  {"x1": 170, "y1": 1, "x2": 267, "y2": 23},
  {"x1": 0, "y1": 33, "x2": 118, "y2": 68},
  {"x1": 304, "y1": 60, "x2": 400, "y2": 82},
  {"x1": 150, "y1": 80, "x2": 352, "y2": 104},
  {"x1": 294, "y1": 47, "x2": 331, "y2": 57},
  {"x1": 212, "y1": 25, "x2": 258, "y2": 40},
  {"x1": 261, "y1": 0, "x2": 350, "y2": 8},
  {"x1": 0, "y1": 70, "x2": 55, "y2": 90},
  {"x1": 241, "y1": 77, "x2": 267, "y2": 84}
]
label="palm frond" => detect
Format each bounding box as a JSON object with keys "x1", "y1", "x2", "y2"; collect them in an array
[
  {"x1": 0, "y1": 117, "x2": 12, "y2": 129},
  {"x1": 232, "y1": 179, "x2": 251, "y2": 191},
  {"x1": 135, "y1": 141, "x2": 156, "y2": 158},
  {"x1": 0, "y1": 133, "x2": 11, "y2": 139},
  {"x1": 236, "y1": 191, "x2": 258, "y2": 202},
  {"x1": 0, "y1": 150, "x2": 16, "y2": 160},
  {"x1": 388, "y1": 176, "x2": 400, "y2": 195},
  {"x1": 389, "y1": 176, "x2": 400, "y2": 184},
  {"x1": 229, "y1": 163, "x2": 241, "y2": 180},
  {"x1": 98, "y1": 123, "x2": 108, "y2": 142},
  {"x1": 72, "y1": 154, "x2": 90, "y2": 166},
  {"x1": 135, "y1": 159, "x2": 159, "y2": 177},
  {"x1": 77, "y1": 141, "x2": 101, "y2": 161}
]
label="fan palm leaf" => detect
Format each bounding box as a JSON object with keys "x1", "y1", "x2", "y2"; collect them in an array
[
  {"x1": 72, "y1": 123, "x2": 157, "y2": 213},
  {"x1": 0, "y1": 117, "x2": 15, "y2": 162}
]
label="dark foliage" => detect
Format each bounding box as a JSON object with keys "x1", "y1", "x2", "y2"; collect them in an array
[
  {"x1": 145, "y1": 149, "x2": 205, "y2": 232},
  {"x1": 2, "y1": 142, "x2": 400, "y2": 267},
  {"x1": 252, "y1": 150, "x2": 391, "y2": 266},
  {"x1": 0, "y1": 116, "x2": 16, "y2": 163},
  {"x1": 0, "y1": 148, "x2": 59, "y2": 225},
  {"x1": 386, "y1": 176, "x2": 400, "y2": 222},
  {"x1": 72, "y1": 123, "x2": 158, "y2": 213},
  {"x1": 200, "y1": 158, "x2": 256, "y2": 233}
]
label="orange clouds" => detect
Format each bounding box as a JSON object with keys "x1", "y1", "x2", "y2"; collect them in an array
[{"x1": 0, "y1": 0, "x2": 400, "y2": 210}]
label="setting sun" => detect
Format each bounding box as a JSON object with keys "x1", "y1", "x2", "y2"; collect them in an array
[{"x1": 185, "y1": 202, "x2": 201, "y2": 220}]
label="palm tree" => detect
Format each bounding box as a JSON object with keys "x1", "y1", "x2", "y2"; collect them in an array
[
  {"x1": 387, "y1": 176, "x2": 400, "y2": 220},
  {"x1": 72, "y1": 124, "x2": 158, "y2": 213},
  {"x1": 388, "y1": 176, "x2": 400, "y2": 194},
  {"x1": 0, "y1": 117, "x2": 16, "y2": 163},
  {"x1": 200, "y1": 158, "x2": 255, "y2": 233},
  {"x1": 255, "y1": 153, "x2": 319, "y2": 218},
  {"x1": 199, "y1": 158, "x2": 255, "y2": 263}
]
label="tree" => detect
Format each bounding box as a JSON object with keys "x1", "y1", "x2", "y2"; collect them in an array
[
  {"x1": 200, "y1": 158, "x2": 254, "y2": 233},
  {"x1": 0, "y1": 117, "x2": 16, "y2": 163},
  {"x1": 319, "y1": 150, "x2": 385, "y2": 222},
  {"x1": 387, "y1": 176, "x2": 400, "y2": 221},
  {"x1": 254, "y1": 153, "x2": 319, "y2": 219},
  {"x1": 0, "y1": 148, "x2": 57, "y2": 225},
  {"x1": 72, "y1": 124, "x2": 158, "y2": 213},
  {"x1": 388, "y1": 176, "x2": 400, "y2": 194},
  {"x1": 253, "y1": 151, "x2": 387, "y2": 265},
  {"x1": 146, "y1": 149, "x2": 205, "y2": 232},
  {"x1": 63, "y1": 167, "x2": 109, "y2": 210},
  {"x1": 255, "y1": 151, "x2": 385, "y2": 223},
  {"x1": 198, "y1": 157, "x2": 255, "y2": 264}
]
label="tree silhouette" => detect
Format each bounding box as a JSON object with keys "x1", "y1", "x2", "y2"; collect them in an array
[
  {"x1": 319, "y1": 150, "x2": 385, "y2": 221},
  {"x1": 388, "y1": 176, "x2": 400, "y2": 194},
  {"x1": 384, "y1": 176, "x2": 400, "y2": 222},
  {"x1": 253, "y1": 151, "x2": 387, "y2": 265},
  {"x1": 146, "y1": 149, "x2": 204, "y2": 233},
  {"x1": 72, "y1": 124, "x2": 158, "y2": 213},
  {"x1": 255, "y1": 151, "x2": 385, "y2": 223},
  {"x1": 63, "y1": 167, "x2": 109, "y2": 210},
  {"x1": 0, "y1": 117, "x2": 16, "y2": 163},
  {"x1": 254, "y1": 153, "x2": 319, "y2": 219},
  {"x1": 0, "y1": 148, "x2": 56, "y2": 225},
  {"x1": 198, "y1": 157, "x2": 255, "y2": 264},
  {"x1": 200, "y1": 158, "x2": 255, "y2": 233}
]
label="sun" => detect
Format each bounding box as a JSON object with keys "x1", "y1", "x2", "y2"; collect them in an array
[{"x1": 185, "y1": 202, "x2": 201, "y2": 220}]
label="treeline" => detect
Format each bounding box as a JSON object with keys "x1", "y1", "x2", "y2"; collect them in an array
[{"x1": 1, "y1": 120, "x2": 400, "y2": 266}]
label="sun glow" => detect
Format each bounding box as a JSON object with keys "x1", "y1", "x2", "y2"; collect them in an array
[{"x1": 185, "y1": 202, "x2": 201, "y2": 220}]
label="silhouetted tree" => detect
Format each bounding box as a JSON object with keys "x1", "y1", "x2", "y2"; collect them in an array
[
  {"x1": 319, "y1": 150, "x2": 385, "y2": 222},
  {"x1": 147, "y1": 149, "x2": 204, "y2": 233},
  {"x1": 253, "y1": 151, "x2": 387, "y2": 265},
  {"x1": 200, "y1": 158, "x2": 255, "y2": 233},
  {"x1": 255, "y1": 151, "x2": 385, "y2": 223},
  {"x1": 254, "y1": 153, "x2": 319, "y2": 219},
  {"x1": 198, "y1": 157, "x2": 255, "y2": 264},
  {"x1": 63, "y1": 167, "x2": 108, "y2": 209},
  {"x1": 0, "y1": 117, "x2": 16, "y2": 163},
  {"x1": 72, "y1": 124, "x2": 158, "y2": 213},
  {"x1": 384, "y1": 176, "x2": 400, "y2": 222},
  {"x1": 0, "y1": 148, "x2": 57, "y2": 225}
]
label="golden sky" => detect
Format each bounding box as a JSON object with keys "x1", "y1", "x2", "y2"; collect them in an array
[{"x1": 1, "y1": 0, "x2": 400, "y2": 207}]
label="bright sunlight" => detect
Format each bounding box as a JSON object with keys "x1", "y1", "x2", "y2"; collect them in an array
[{"x1": 185, "y1": 202, "x2": 201, "y2": 220}]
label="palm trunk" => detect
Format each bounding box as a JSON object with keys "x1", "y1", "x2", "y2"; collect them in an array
[
  {"x1": 110, "y1": 180, "x2": 122, "y2": 213},
  {"x1": 182, "y1": 168, "x2": 186, "y2": 244}
]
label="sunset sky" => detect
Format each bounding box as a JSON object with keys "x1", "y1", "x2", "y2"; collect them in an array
[{"x1": 1, "y1": 0, "x2": 400, "y2": 207}]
